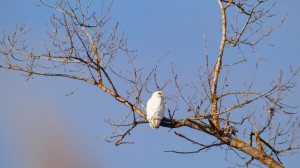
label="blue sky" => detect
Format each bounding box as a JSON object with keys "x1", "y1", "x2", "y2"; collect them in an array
[{"x1": 0, "y1": 0, "x2": 299, "y2": 168}]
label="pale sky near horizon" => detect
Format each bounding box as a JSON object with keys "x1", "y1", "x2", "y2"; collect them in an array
[{"x1": 0, "y1": 0, "x2": 299, "y2": 168}]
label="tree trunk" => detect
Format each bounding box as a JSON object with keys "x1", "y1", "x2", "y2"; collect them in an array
[{"x1": 219, "y1": 136, "x2": 284, "y2": 168}]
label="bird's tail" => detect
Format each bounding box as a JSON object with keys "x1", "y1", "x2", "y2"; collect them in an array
[{"x1": 149, "y1": 118, "x2": 162, "y2": 129}]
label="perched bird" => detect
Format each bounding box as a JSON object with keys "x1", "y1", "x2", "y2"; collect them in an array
[{"x1": 146, "y1": 91, "x2": 165, "y2": 128}]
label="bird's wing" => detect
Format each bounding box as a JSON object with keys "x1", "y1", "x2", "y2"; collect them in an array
[{"x1": 147, "y1": 96, "x2": 164, "y2": 120}]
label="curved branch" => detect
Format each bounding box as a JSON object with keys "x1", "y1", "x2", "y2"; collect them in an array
[{"x1": 211, "y1": 0, "x2": 232, "y2": 130}]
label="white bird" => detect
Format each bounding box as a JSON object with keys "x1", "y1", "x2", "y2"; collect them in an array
[{"x1": 147, "y1": 91, "x2": 165, "y2": 128}]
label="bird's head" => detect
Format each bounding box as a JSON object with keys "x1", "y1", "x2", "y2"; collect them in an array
[{"x1": 153, "y1": 91, "x2": 164, "y2": 97}]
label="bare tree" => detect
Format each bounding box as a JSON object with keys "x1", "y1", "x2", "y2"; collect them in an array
[{"x1": 1, "y1": 0, "x2": 299, "y2": 167}]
